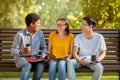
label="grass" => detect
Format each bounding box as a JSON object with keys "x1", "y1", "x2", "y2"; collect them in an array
[
  {"x1": 75, "y1": 72, "x2": 119, "y2": 80},
  {"x1": 0, "y1": 72, "x2": 119, "y2": 80}
]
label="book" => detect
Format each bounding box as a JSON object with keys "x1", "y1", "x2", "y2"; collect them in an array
[
  {"x1": 46, "y1": 51, "x2": 56, "y2": 59},
  {"x1": 80, "y1": 56, "x2": 98, "y2": 64},
  {"x1": 19, "y1": 54, "x2": 36, "y2": 57},
  {"x1": 46, "y1": 51, "x2": 68, "y2": 60},
  {"x1": 25, "y1": 57, "x2": 44, "y2": 62},
  {"x1": 19, "y1": 53, "x2": 44, "y2": 62}
]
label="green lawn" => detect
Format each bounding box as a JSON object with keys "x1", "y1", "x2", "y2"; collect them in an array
[{"x1": 0, "y1": 72, "x2": 119, "y2": 80}]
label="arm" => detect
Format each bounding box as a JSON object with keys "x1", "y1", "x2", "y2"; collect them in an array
[
  {"x1": 48, "y1": 40, "x2": 52, "y2": 52},
  {"x1": 11, "y1": 32, "x2": 31, "y2": 55},
  {"x1": 11, "y1": 33, "x2": 21, "y2": 55},
  {"x1": 73, "y1": 35, "x2": 89, "y2": 65},
  {"x1": 73, "y1": 46, "x2": 89, "y2": 65},
  {"x1": 46, "y1": 32, "x2": 56, "y2": 60},
  {"x1": 96, "y1": 50, "x2": 106, "y2": 62},
  {"x1": 40, "y1": 34, "x2": 47, "y2": 58},
  {"x1": 96, "y1": 35, "x2": 106, "y2": 62},
  {"x1": 73, "y1": 46, "x2": 80, "y2": 61},
  {"x1": 66, "y1": 34, "x2": 74, "y2": 61},
  {"x1": 47, "y1": 40, "x2": 54, "y2": 60},
  {"x1": 66, "y1": 43, "x2": 73, "y2": 61}
]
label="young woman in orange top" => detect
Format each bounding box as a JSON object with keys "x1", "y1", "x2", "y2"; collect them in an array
[{"x1": 47, "y1": 18, "x2": 74, "y2": 80}]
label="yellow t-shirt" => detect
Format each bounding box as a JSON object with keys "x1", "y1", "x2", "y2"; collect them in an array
[{"x1": 48, "y1": 32, "x2": 74, "y2": 58}]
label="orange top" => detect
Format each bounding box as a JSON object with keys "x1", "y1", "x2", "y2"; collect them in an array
[{"x1": 48, "y1": 32, "x2": 74, "y2": 58}]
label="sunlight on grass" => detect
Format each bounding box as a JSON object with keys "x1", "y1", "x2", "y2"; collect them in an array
[
  {"x1": 0, "y1": 72, "x2": 119, "y2": 80},
  {"x1": 75, "y1": 72, "x2": 119, "y2": 80}
]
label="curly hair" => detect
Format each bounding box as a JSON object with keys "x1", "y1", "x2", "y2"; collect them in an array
[{"x1": 25, "y1": 13, "x2": 40, "y2": 27}]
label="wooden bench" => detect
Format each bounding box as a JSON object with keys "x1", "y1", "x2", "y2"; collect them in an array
[{"x1": 0, "y1": 28, "x2": 120, "y2": 79}]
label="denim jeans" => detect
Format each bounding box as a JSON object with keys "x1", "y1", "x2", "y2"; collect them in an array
[
  {"x1": 15, "y1": 57, "x2": 44, "y2": 80},
  {"x1": 48, "y1": 59, "x2": 66, "y2": 80},
  {"x1": 67, "y1": 59, "x2": 103, "y2": 80}
]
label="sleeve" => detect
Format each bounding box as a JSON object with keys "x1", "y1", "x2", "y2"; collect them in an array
[
  {"x1": 74, "y1": 35, "x2": 80, "y2": 48},
  {"x1": 11, "y1": 32, "x2": 22, "y2": 55},
  {"x1": 48, "y1": 32, "x2": 55, "y2": 41},
  {"x1": 99, "y1": 35, "x2": 107, "y2": 51},
  {"x1": 70, "y1": 33, "x2": 74, "y2": 44},
  {"x1": 40, "y1": 32, "x2": 47, "y2": 58}
]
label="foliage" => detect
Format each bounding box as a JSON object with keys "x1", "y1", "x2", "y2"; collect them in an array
[
  {"x1": 80, "y1": 0, "x2": 120, "y2": 29},
  {"x1": 0, "y1": 0, "x2": 120, "y2": 29},
  {"x1": 37, "y1": 0, "x2": 82, "y2": 29},
  {"x1": 0, "y1": 0, "x2": 39, "y2": 28}
]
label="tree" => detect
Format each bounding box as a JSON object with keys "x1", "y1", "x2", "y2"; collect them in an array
[
  {"x1": 0, "y1": 0, "x2": 39, "y2": 28},
  {"x1": 80, "y1": 0, "x2": 120, "y2": 29},
  {"x1": 38, "y1": 0, "x2": 82, "y2": 29},
  {"x1": 0, "y1": 0, "x2": 120, "y2": 29},
  {"x1": 0, "y1": 0, "x2": 82, "y2": 28}
]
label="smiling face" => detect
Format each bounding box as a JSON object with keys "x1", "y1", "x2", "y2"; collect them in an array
[
  {"x1": 56, "y1": 20, "x2": 67, "y2": 33},
  {"x1": 55, "y1": 18, "x2": 70, "y2": 35},
  {"x1": 25, "y1": 13, "x2": 41, "y2": 34},
  {"x1": 80, "y1": 20, "x2": 93, "y2": 34},
  {"x1": 29, "y1": 19, "x2": 40, "y2": 33}
]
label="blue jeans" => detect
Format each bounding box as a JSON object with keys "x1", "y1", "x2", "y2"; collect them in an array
[
  {"x1": 15, "y1": 57, "x2": 44, "y2": 80},
  {"x1": 67, "y1": 59, "x2": 103, "y2": 80},
  {"x1": 48, "y1": 59, "x2": 66, "y2": 80}
]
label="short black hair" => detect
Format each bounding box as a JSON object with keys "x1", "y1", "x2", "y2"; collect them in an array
[
  {"x1": 83, "y1": 16, "x2": 96, "y2": 27},
  {"x1": 25, "y1": 13, "x2": 40, "y2": 27}
]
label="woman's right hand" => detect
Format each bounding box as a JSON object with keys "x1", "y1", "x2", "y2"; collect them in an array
[
  {"x1": 47, "y1": 56, "x2": 54, "y2": 60},
  {"x1": 46, "y1": 51, "x2": 56, "y2": 60}
]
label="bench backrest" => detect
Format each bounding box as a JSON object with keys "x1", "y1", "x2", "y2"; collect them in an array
[{"x1": 0, "y1": 29, "x2": 120, "y2": 72}]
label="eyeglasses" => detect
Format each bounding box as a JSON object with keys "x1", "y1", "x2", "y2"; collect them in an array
[{"x1": 55, "y1": 24, "x2": 66, "y2": 27}]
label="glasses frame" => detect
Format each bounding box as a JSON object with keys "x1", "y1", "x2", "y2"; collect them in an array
[{"x1": 55, "y1": 23, "x2": 66, "y2": 27}]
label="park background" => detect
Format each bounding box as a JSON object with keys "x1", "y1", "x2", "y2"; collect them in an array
[
  {"x1": 0, "y1": 0, "x2": 120, "y2": 80},
  {"x1": 0, "y1": 0, "x2": 120, "y2": 29}
]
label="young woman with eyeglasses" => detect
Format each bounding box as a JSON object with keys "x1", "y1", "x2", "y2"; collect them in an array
[{"x1": 46, "y1": 18, "x2": 74, "y2": 80}]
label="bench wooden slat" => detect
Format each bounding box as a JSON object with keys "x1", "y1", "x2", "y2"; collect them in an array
[
  {"x1": 0, "y1": 29, "x2": 120, "y2": 80},
  {"x1": 0, "y1": 68, "x2": 21, "y2": 72}
]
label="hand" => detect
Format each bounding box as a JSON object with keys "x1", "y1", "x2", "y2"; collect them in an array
[
  {"x1": 65, "y1": 56, "x2": 70, "y2": 61},
  {"x1": 20, "y1": 46, "x2": 31, "y2": 54},
  {"x1": 46, "y1": 51, "x2": 56, "y2": 60},
  {"x1": 24, "y1": 46, "x2": 31, "y2": 53},
  {"x1": 39, "y1": 57, "x2": 45, "y2": 60},
  {"x1": 47, "y1": 56, "x2": 55, "y2": 60},
  {"x1": 78, "y1": 57, "x2": 90, "y2": 65},
  {"x1": 66, "y1": 57, "x2": 69, "y2": 61},
  {"x1": 96, "y1": 57, "x2": 101, "y2": 62}
]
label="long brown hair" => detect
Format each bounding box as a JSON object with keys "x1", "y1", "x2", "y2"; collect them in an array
[{"x1": 56, "y1": 18, "x2": 70, "y2": 35}]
